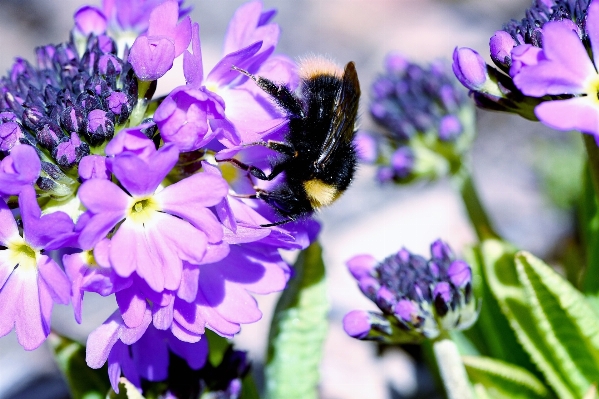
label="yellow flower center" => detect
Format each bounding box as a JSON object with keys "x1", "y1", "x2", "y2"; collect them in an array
[
  {"x1": 586, "y1": 74, "x2": 599, "y2": 105},
  {"x1": 127, "y1": 197, "x2": 160, "y2": 224},
  {"x1": 7, "y1": 239, "x2": 38, "y2": 271}
]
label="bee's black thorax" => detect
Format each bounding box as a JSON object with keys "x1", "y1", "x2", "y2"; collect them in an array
[{"x1": 231, "y1": 60, "x2": 361, "y2": 225}]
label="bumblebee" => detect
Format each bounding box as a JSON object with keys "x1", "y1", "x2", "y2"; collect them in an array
[{"x1": 228, "y1": 57, "x2": 361, "y2": 226}]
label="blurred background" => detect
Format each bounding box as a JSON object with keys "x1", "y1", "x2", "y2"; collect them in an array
[{"x1": 0, "y1": 0, "x2": 580, "y2": 398}]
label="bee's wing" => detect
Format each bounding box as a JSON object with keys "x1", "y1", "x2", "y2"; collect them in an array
[{"x1": 316, "y1": 61, "x2": 361, "y2": 168}]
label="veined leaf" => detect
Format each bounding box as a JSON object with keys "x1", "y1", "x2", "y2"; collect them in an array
[
  {"x1": 463, "y1": 356, "x2": 547, "y2": 399},
  {"x1": 462, "y1": 245, "x2": 535, "y2": 371},
  {"x1": 516, "y1": 252, "x2": 599, "y2": 397},
  {"x1": 264, "y1": 241, "x2": 329, "y2": 399},
  {"x1": 480, "y1": 239, "x2": 574, "y2": 398}
]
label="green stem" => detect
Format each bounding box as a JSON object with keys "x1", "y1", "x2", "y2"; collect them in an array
[
  {"x1": 583, "y1": 133, "x2": 599, "y2": 198},
  {"x1": 432, "y1": 337, "x2": 474, "y2": 399},
  {"x1": 451, "y1": 165, "x2": 499, "y2": 241}
]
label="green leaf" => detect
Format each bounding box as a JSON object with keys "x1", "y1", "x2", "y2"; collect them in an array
[
  {"x1": 205, "y1": 329, "x2": 230, "y2": 367},
  {"x1": 47, "y1": 333, "x2": 111, "y2": 399},
  {"x1": 264, "y1": 241, "x2": 329, "y2": 399},
  {"x1": 479, "y1": 239, "x2": 573, "y2": 398},
  {"x1": 462, "y1": 244, "x2": 535, "y2": 371},
  {"x1": 516, "y1": 251, "x2": 599, "y2": 397},
  {"x1": 463, "y1": 356, "x2": 548, "y2": 399}
]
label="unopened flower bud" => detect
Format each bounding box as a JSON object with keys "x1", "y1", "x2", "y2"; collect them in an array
[{"x1": 452, "y1": 47, "x2": 488, "y2": 91}]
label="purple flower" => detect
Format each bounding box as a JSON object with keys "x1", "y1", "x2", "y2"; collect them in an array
[
  {"x1": 101, "y1": 0, "x2": 190, "y2": 34},
  {"x1": 76, "y1": 130, "x2": 228, "y2": 293},
  {"x1": 0, "y1": 121, "x2": 23, "y2": 151},
  {"x1": 0, "y1": 187, "x2": 74, "y2": 350},
  {"x1": 511, "y1": 3, "x2": 599, "y2": 135},
  {"x1": 0, "y1": 144, "x2": 41, "y2": 196},
  {"x1": 86, "y1": 310, "x2": 208, "y2": 392},
  {"x1": 155, "y1": 1, "x2": 295, "y2": 151},
  {"x1": 343, "y1": 240, "x2": 478, "y2": 342},
  {"x1": 129, "y1": 0, "x2": 192, "y2": 81}
]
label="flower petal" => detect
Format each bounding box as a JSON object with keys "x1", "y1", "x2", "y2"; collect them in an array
[{"x1": 534, "y1": 97, "x2": 599, "y2": 135}]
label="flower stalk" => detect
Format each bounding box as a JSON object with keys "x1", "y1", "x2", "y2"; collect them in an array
[{"x1": 433, "y1": 336, "x2": 474, "y2": 399}]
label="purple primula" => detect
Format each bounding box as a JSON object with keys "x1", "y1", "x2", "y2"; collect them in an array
[
  {"x1": 77, "y1": 130, "x2": 228, "y2": 293},
  {"x1": 0, "y1": 0, "x2": 320, "y2": 393},
  {"x1": 0, "y1": 144, "x2": 41, "y2": 196},
  {"x1": 155, "y1": 0, "x2": 296, "y2": 151},
  {"x1": 128, "y1": 0, "x2": 192, "y2": 81},
  {"x1": 510, "y1": 1, "x2": 599, "y2": 135},
  {"x1": 0, "y1": 187, "x2": 73, "y2": 350}
]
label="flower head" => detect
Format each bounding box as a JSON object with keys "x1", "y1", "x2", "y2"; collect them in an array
[
  {"x1": 367, "y1": 52, "x2": 474, "y2": 183},
  {"x1": 343, "y1": 240, "x2": 478, "y2": 343}
]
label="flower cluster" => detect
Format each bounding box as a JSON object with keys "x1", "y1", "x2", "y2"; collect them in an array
[
  {"x1": 453, "y1": 0, "x2": 599, "y2": 137},
  {"x1": 360, "y1": 52, "x2": 474, "y2": 184},
  {"x1": 0, "y1": 0, "x2": 318, "y2": 392},
  {"x1": 343, "y1": 240, "x2": 477, "y2": 343}
]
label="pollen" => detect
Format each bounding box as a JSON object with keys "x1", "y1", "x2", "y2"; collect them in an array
[
  {"x1": 127, "y1": 196, "x2": 160, "y2": 224},
  {"x1": 303, "y1": 179, "x2": 340, "y2": 208}
]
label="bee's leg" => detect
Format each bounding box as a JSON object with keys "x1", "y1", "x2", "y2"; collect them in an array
[
  {"x1": 244, "y1": 140, "x2": 296, "y2": 157},
  {"x1": 231, "y1": 66, "x2": 304, "y2": 118},
  {"x1": 218, "y1": 158, "x2": 286, "y2": 181}
]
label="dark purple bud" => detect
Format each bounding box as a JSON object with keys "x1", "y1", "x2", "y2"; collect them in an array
[
  {"x1": 372, "y1": 77, "x2": 395, "y2": 99},
  {"x1": 85, "y1": 109, "x2": 114, "y2": 145},
  {"x1": 433, "y1": 282, "x2": 452, "y2": 316},
  {"x1": 61, "y1": 106, "x2": 85, "y2": 133},
  {"x1": 430, "y1": 239, "x2": 453, "y2": 262},
  {"x1": 98, "y1": 54, "x2": 122, "y2": 75},
  {"x1": 376, "y1": 166, "x2": 394, "y2": 183},
  {"x1": 390, "y1": 146, "x2": 414, "y2": 178},
  {"x1": 358, "y1": 276, "x2": 381, "y2": 302},
  {"x1": 439, "y1": 85, "x2": 459, "y2": 112},
  {"x1": 105, "y1": 92, "x2": 129, "y2": 115},
  {"x1": 347, "y1": 254, "x2": 378, "y2": 279},
  {"x1": 448, "y1": 260, "x2": 471, "y2": 288},
  {"x1": 79, "y1": 155, "x2": 110, "y2": 181},
  {"x1": 433, "y1": 282, "x2": 452, "y2": 304},
  {"x1": 452, "y1": 47, "x2": 488, "y2": 91},
  {"x1": 0, "y1": 122, "x2": 23, "y2": 151},
  {"x1": 35, "y1": 45, "x2": 56, "y2": 70},
  {"x1": 85, "y1": 76, "x2": 110, "y2": 97},
  {"x1": 139, "y1": 119, "x2": 158, "y2": 139},
  {"x1": 397, "y1": 248, "x2": 411, "y2": 263},
  {"x1": 77, "y1": 93, "x2": 103, "y2": 112},
  {"x1": 343, "y1": 310, "x2": 375, "y2": 339},
  {"x1": 376, "y1": 286, "x2": 397, "y2": 313},
  {"x1": 5, "y1": 92, "x2": 25, "y2": 115},
  {"x1": 438, "y1": 115, "x2": 463, "y2": 141},
  {"x1": 385, "y1": 51, "x2": 408, "y2": 74},
  {"x1": 81, "y1": 50, "x2": 99, "y2": 75},
  {"x1": 97, "y1": 35, "x2": 115, "y2": 54},
  {"x1": 370, "y1": 102, "x2": 387, "y2": 120},
  {"x1": 37, "y1": 122, "x2": 67, "y2": 150},
  {"x1": 23, "y1": 107, "x2": 49, "y2": 130},
  {"x1": 490, "y1": 30, "x2": 516, "y2": 68},
  {"x1": 394, "y1": 299, "x2": 418, "y2": 324},
  {"x1": 53, "y1": 133, "x2": 90, "y2": 168}
]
